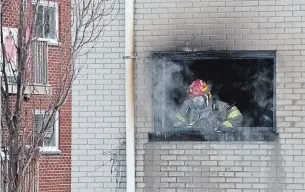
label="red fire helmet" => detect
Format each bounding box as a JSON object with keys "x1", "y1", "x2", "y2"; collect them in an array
[{"x1": 188, "y1": 79, "x2": 210, "y2": 97}]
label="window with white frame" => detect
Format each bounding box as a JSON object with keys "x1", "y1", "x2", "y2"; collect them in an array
[
  {"x1": 34, "y1": 0, "x2": 58, "y2": 42},
  {"x1": 0, "y1": 27, "x2": 18, "y2": 84},
  {"x1": 33, "y1": 110, "x2": 59, "y2": 151}
]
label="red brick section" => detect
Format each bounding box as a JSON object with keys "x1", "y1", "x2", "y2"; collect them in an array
[
  {"x1": 39, "y1": 0, "x2": 72, "y2": 191},
  {"x1": 3, "y1": 0, "x2": 72, "y2": 191},
  {"x1": 38, "y1": 94, "x2": 72, "y2": 192}
]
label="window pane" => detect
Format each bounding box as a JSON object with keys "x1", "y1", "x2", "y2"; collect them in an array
[
  {"x1": 35, "y1": 5, "x2": 44, "y2": 38},
  {"x1": 34, "y1": 113, "x2": 44, "y2": 147},
  {"x1": 43, "y1": 114, "x2": 56, "y2": 147},
  {"x1": 44, "y1": 132, "x2": 56, "y2": 147},
  {"x1": 34, "y1": 114, "x2": 43, "y2": 135},
  {"x1": 44, "y1": 7, "x2": 56, "y2": 40}
]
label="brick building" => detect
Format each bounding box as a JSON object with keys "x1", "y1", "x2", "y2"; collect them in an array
[
  {"x1": 72, "y1": 0, "x2": 305, "y2": 191},
  {"x1": 2, "y1": 0, "x2": 72, "y2": 191}
]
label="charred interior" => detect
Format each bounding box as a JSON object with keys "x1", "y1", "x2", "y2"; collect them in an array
[
  {"x1": 170, "y1": 59, "x2": 274, "y2": 127},
  {"x1": 150, "y1": 51, "x2": 277, "y2": 141}
]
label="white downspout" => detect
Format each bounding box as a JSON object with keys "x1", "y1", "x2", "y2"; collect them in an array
[{"x1": 125, "y1": 0, "x2": 135, "y2": 191}]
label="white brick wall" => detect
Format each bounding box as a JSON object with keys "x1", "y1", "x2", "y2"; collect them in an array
[
  {"x1": 71, "y1": 1, "x2": 125, "y2": 191},
  {"x1": 72, "y1": 0, "x2": 305, "y2": 191}
]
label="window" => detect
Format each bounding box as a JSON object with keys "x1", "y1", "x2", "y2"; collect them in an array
[
  {"x1": 0, "y1": 27, "x2": 18, "y2": 84},
  {"x1": 32, "y1": 41, "x2": 48, "y2": 84},
  {"x1": 34, "y1": 0, "x2": 58, "y2": 42},
  {"x1": 149, "y1": 51, "x2": 277, "y2": 142},
  {"x1": 34, "y1": 110, "x2": 59, "y2": 152}
]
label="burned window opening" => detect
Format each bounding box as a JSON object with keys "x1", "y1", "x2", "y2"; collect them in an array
[{"x1": 150, "y1": 51, "x2": 277, "y2": 142}]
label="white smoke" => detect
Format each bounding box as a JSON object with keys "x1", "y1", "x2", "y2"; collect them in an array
[
  {"x1": 238, "y1": 60, "x2": 274, "y2": 127},
  {"x1": 150, "y1": 56, "x2": 274, "y2": 140},
  {"x1": 152, "y1": 58, "x2": 194, "y2": 132}
]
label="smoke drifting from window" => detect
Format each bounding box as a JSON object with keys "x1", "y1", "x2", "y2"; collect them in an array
[
  {"x1": 152, "y1": 58, "x2": 192, "y2": 132},
  {"x1": 150, "y1": 55, "x2": 275, "y2": 141}
]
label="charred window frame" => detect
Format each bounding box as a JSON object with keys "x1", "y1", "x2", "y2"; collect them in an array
[{"x1": 149, "y1": 51, "x2": 278, "y2": 142}]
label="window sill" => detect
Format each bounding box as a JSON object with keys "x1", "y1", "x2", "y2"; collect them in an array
[
  {"x1": 48, "y1": 41, "x2": 62, "y2": 47},
  {"x1": 148, "y1": 127, "x2": 278, "y2": 142},
  {"x1": 37, "y1": 38, "x2": 61, "y2": 46},
  {"x1": 4, "y1": 83, "x2": 52, "y2": 95},
  {"x1": 28, "y1": 84, "x2": 52, "y2": 95},
  {"x1": 39, "y1": 147, "x2": 61, "y2": 155}
]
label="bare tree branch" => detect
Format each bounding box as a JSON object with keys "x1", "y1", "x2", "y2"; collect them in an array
[{"x1": 0, "y1": 0, "x2": 120, "y2": 191}]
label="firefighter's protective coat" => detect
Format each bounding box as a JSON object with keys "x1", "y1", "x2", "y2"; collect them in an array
[
  {"x1": 174, "y1": 97, "x2": 243, "y2": 131},
  {"x1": 173, "y1": 79, "x2": 243, "y2": 131}
]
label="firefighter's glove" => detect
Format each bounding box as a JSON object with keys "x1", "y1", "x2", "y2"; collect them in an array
[
  {"x1": 217, "y1": 123, "x2": 235, "y2": 133},
  {"x1": 172, "y1": 121, "x2": 183, "y2": 128}
]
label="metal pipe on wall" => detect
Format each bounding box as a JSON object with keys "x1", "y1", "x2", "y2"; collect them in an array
[{"x1": 125, "y1": 0, "x2": 135, "y2": 191}]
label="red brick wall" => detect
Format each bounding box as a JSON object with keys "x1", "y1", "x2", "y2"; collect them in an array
[
  {"x1": 3, "y1": 0, "x2": 72, "y2": 191},
  {"x1": 38, "y1": 94, "x2": 71, "y2": 192}
]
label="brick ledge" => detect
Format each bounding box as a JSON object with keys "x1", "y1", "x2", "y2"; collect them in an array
[{"x1": 148, "y1": 127, "x2": 278, "y2": 142}]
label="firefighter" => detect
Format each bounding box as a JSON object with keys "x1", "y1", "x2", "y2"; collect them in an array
[{"x1": 173, "y1": 79, "x2": 243, "y2": 131}]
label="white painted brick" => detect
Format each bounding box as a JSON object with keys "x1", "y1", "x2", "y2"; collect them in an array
[
  {"x1": 293, "y1": 0, "x2": 305, "y2": 4},
  {"x1": 73, "y1": 0, "x2": 305, "y2": 191},
  {"x1": 210, "y1": 2, "x2": 225, "y2": 7},
  {"x1": 227, "y1": 190, "x2": 242, "y2": 192},
  {"x1": 226, "y1": 12, "x2": 243, "y2": 18}
]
